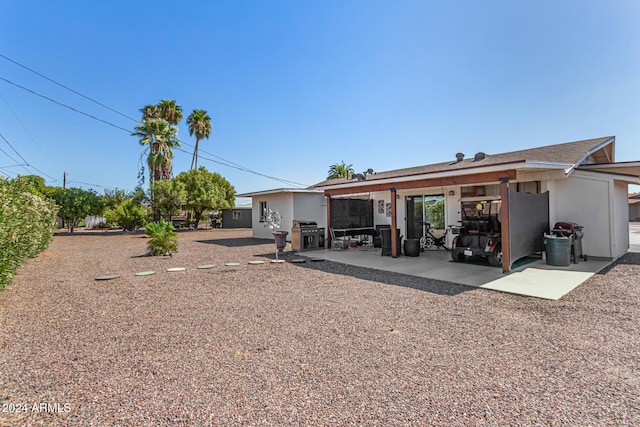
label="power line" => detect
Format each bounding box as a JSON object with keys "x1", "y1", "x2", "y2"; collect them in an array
[
  {"x1": 0, "y1": 76, "x2": 132, "y2": 133},
  {"x1": 0, "y1": 91, "x2": 61, "y2": 172},
  {"x1": 0, "y1": 53, "x2": 139, "y2": 123},
  {"x1": 0, "y1": 74, "x2": 310, "y2": 188},
  {"x1": 0, "y1": 131, "x2": 57, "y2": 180}
]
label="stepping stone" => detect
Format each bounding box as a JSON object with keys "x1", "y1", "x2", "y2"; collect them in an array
[
  {"x1": 291, "y1": 258, "x2": 306, "y2": 263},
  {"x1": 225, "y1": 262, "x2": 240, "y2": 267},
  {"x1": 95, "y1": 274, "x2": 120, "y2": 281},
  {"x1": 167, "y1": 267, "x2": 186, "y2": 272},
  {"x1": 135, "y1": 271, "x2": 156, "y2": 276},
  {"x1": 248, "y1": 260, "x2": 265, "y2": 265},
  {"x1": 197, "y1": 264, "x2": 215, "y2": 269},
  {"x1": 270, "y1": 259, "x2": 286, "y2": 264}
]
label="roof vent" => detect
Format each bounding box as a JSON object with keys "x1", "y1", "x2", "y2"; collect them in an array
[
  {"x1": 455, "y1": 152, "x2": 465, "y2": 162},
  {"x1": 474, "y1": 152, "x2": 486, "y2": 161}
]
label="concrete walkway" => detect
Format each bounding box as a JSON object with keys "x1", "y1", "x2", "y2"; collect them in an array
[{"x1": 302, "y1": 245, "x2": 611, "y2": 300}]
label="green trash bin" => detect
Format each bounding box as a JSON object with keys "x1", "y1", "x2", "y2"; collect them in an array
[{"x1": 544, "y1": 235, "x2": 572, "y2": 266}]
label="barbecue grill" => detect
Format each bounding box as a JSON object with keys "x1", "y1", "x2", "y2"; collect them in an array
[
  {"x1": 552, "y1": 221, "x2": 586, "y2": 262},
  {"x1": 291, "y1": 220, "x2": 321, "y2": 251}
]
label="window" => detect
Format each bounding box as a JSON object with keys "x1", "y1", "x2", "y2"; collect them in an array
[
  {"x1": 259, "y1": 201, "x2": 267, "y2": 222},
  {"x1": 233, "y1": 210, "x2": 242, "y2": 220}
]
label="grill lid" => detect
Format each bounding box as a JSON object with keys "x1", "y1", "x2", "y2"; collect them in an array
[{"x1": 293, "y1": 220, "x2": 318, "y2": 228}]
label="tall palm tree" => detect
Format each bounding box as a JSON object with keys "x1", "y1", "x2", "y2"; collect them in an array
[
  {"x1": 132, "y1": 118, "x2": 180, "y2": 185},
  {"x1": 187, "y1": 109, "x2": 212, "y2": 170},
  {"x1": 327, "y1": 161, "x2": 354, "y2": 179},
  {"x1": 140, "y1": 104, "x2": 160, "y2": 120},
  {"x1": 157, "y1": 99, "x2": 183, "y2": 126}
]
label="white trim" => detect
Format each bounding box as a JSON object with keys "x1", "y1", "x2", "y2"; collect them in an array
[
  {"x1": 565, "y1": 136, "x2": 615, "y2": 175},
  {"x1": 238, "y1": 188, "x2": 322, "y2": 197}
]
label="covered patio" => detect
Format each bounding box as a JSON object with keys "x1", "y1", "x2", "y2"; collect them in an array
[{"x1": 297, "y1": 246, "x2": 612, "y2": 300}]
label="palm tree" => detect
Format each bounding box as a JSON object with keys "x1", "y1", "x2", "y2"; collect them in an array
[
  {"x1": 157, "y1": 99, "x2": 183, "y2": 126},
  {"x1": 140, "y1": 104, "x2": 160, "y2": 120},
  {"x1": 187, "y1": 109, "x2": 212, "y2": 170},
  {"x1": 327, "y1": 161, "x2": 354, "y2": 179},
  {"x1": 132, "y1": 118, "x2": 180, "y2": 185}
]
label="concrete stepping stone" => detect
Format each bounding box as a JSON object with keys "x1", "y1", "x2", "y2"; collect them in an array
[
  {"x1": 95, "y1": 274, "x2": 120, "y2": 281},
  {"x1": 167, "y1": 267, "x2": 186, "y2": 272},
  {"x1": 225, "y1": 262, "x2": 240, "y2": 267},
  {"x1": 135, "y1": 271, "x2": 156, "y2": 276},
  {"x1": 248, "y1": 260, "x2": 265, "y2": 265},
  {"x1": 197, "y1": 264, "x2": 216, "y2": 269}
]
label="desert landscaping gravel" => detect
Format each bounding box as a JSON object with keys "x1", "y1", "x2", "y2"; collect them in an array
[{"x1": 0, "y1": 228, "x2": 638, "y2": 426}]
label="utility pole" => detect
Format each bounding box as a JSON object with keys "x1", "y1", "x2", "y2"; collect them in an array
[{"x1": 63, "y1": 171, "x2": 66, "y2": 189}]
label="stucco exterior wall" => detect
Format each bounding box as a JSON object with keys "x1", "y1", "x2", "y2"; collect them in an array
[
  {"x1": 552, "y1": 172, "x2": 619, "y2": 258},
  {"x1": 613, "y1": 180, "x2": 630, "y2": 256},
  {"x1": 292, "y1": 193, "x2": 327, "y2": 230},
  {"x1": 250, "y1": 193, "x2": 294, "y2": 240}
]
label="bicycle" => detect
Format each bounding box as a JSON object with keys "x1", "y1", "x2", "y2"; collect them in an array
[{"x1": 418, "y1": 221, "x2": 451, "y2": 251}]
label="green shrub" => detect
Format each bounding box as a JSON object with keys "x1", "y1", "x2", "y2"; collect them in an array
[
  {"x1": 144, "y1": 220, "x2": 178, "y2": 256},
  {"x1": 105, "y1": 199, "x2": 147, "y2": 231},
  {"x1": 0, "y1": 179, "x2": 58, "y2": 290}
]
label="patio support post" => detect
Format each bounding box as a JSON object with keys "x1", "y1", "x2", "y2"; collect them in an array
[
  {"x1": 390, "y1": 187, "x2": 398, "y2": 258},
  {"x1": 499, "y1": 177, "x2": 511, "y2": 273},
  {"x1": 326, "y1": 194, "x2": 332, "y2": 249}
]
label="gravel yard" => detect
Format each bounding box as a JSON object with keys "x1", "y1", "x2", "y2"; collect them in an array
[{"x1": 1, "y1": 228, "x2": 638, "y2": 426}]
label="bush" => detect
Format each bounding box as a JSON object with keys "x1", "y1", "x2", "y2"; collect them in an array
[
  {"x1": 0, "y1": 179, "x2": 58, "y2": 290},
  {"x1": 105, "y1": 199, "x2": 147, "y2": 231},
  {"x1": 144, "y1": 220, "x2": 178, "y2": 256}
]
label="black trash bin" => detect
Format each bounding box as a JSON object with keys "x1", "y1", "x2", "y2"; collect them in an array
[
  {"x1": 381, "y1": 228, "x2": 402, "y2": 257},
  {"x1": 404, "y1": 239, "x2": 420, "y2": 257}
]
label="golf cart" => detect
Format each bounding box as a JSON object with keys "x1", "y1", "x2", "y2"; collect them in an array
[{"x1": 451, "y1": 200, "x2": 503, "y2": 267}]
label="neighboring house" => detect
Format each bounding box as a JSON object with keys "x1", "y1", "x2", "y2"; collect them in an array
[
  {"x1": 236, "y1": 188, "x2": 326, "y2": 240},
  {"x1": 221, "y1": 206, "x2": 252, "y2": 229},
  {"x1": 312, "y1": 136, "x2": 640, "y2": 268},
  {"x1": 629, "y1": 193, "x2": 640, "y2": 222}
]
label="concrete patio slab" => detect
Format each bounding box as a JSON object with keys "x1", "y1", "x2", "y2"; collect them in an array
[{"x1": 301, "y1": 245, "x2": 612, "y2": 300}]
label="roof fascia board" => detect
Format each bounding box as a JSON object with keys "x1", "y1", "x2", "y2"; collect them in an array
[
  {"x1": 571, "y1": 168, "x2": 640, "y2": 184},
  {"x1": 319, "y1": 160, "x2": 574, "y2": 192},
  {"x1": 237, "y1": 189, "x2": 322, "y2": 198},
  {"x1": 564, "y1": 136, "x2": 615, "y2": 176}
]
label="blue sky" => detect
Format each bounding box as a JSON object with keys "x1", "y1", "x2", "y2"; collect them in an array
[{"x1": 1, "y1": 0, "x2": 639, "y2": 199}]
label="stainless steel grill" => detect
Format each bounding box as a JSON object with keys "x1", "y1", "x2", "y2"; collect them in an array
[{"x1": 292, "y1": 220, "x2": 320, "y2": 251}]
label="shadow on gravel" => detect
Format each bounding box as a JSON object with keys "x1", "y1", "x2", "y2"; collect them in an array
[
  {"x1": 257, "y1": 251, "x2": 473, "y2": 297},
  {"x1": 197, "y1": 237, "x2": 271, "y2": 247},
  {"x1": 54, "y1": 230, "x2": 145, "y2": 237},
  {"x1": 596, "y1": 252, "x2": 640, "y2": 275}
]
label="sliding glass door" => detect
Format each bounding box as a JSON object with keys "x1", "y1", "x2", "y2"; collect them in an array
[{"x1": 406, "y1": 194, "x2": 445, "y2": 239}]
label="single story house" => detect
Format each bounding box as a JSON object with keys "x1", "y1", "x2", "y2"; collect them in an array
[
  {"x1": 242, "y1": 137, "x2": 640, "y2": 272},
  {"x1": 630, "y1": 193, "x2": 640, "y2": 222},
  {"x1": 236, "y1": 188, "x2": 326, "y2": 240},
  {"x1": 314, "y1": 136, "x2": 639, "y2": 270},
  {"x1": 220, "y1": 206, "x2": 252, "y2": 228}
]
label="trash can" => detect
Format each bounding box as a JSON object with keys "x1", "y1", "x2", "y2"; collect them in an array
[
  {"x1": 544, "y1": 235, "x2": 572, "y2": 266},
  {"x1": 404, "y1": 239, "x2": 420, "y2": 257}
]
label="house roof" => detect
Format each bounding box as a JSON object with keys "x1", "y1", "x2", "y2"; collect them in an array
[
  {"x1": 237, "y1": 187, "x2": 323, "y2": 198},
  {"x1": 313, "y1": 136, "x2": 616, "y2": 189}
]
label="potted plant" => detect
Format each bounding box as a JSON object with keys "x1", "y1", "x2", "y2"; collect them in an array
[{"x1": 264, "y1": 208, "x2": 287, "y2": 261}]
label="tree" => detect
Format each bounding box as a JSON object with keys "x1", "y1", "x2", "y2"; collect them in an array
[
  {"x1": 104, "y1": 199, "x2": 147, "y2": 231},
  {"x1": 156, "y1": 99, "x2": 183, "y2": 125},
  {"x1": 49, "y1": 187, "x2": 104, "y2": 232},
  {"x1": 151, "y1": 178, "x2": 186, "y2": 221},
  {"x1": 327, "y1": 161, "x2": 354, "y2": 179},
  {"x1": 175, "y1": 167, "x2": 235, "y2": 229},
  {"x1": 187, "y1": 109, "x2": 212, "y2": 170},
  {"x1": 132, "y1": 117, "x2": 180, "y2": 185}
]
